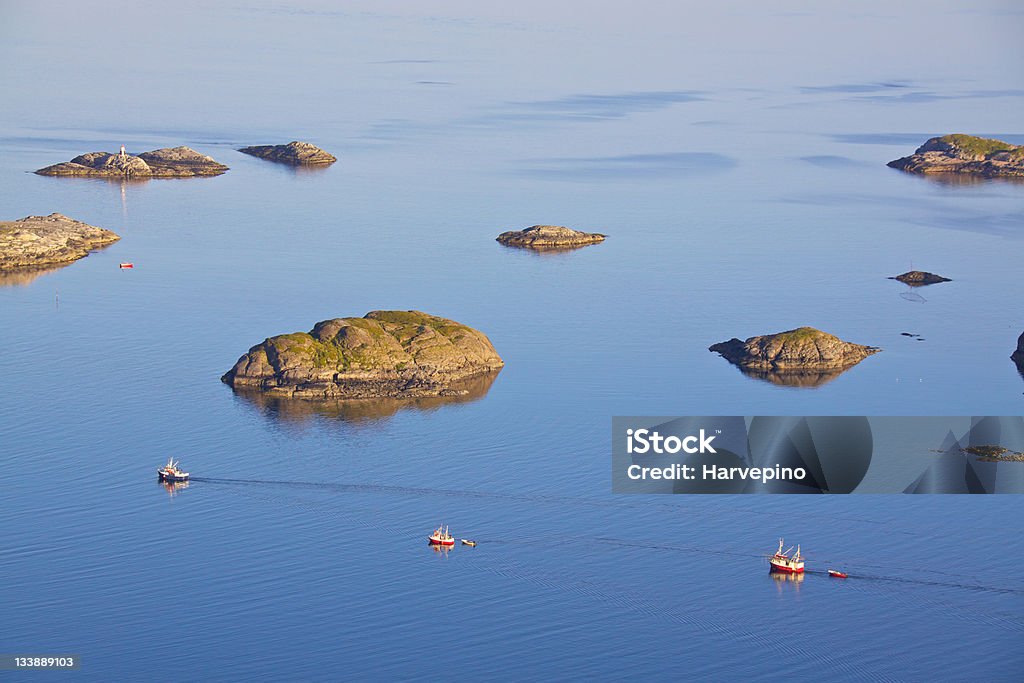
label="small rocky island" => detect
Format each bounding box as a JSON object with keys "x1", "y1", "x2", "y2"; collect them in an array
[
  {"x1": 0, "y1": 213, "x2": 119, "y2": 270},
  {"x1": 889, "y1": 270, "x2": 951, "y2": 286},
  {"x1": 35, "y1": 147, "x2": 228, "y2": 177},
  {"x1": 710, "y1": 327, "x2": 880, "y2": 383},
  {"x1": 496, "y1": 225, "x2": 606, "y2": 250},
  {"x1": 1013, "y1": 332, "x2": 1024, "y2": 370},
  {"x1": 888, "y1": 134, "x2": 1024, "y2": 177},
  {"x1": 222, "y1": 310, "x2": 504, "y2": 400},
  {"x1": 239, "y1": 141, "x2": 336, "y2": 165}
]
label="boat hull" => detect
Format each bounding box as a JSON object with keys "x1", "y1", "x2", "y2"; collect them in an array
[
  {"x1": 769, "y1": 561, "x2": 804, "y2": 574},
  {"x1": 158, "y1": 471, "x2": 189, "y2": 482},
  {"x1": 428, "y1": 538, "x2": 455, "y2": 546}
]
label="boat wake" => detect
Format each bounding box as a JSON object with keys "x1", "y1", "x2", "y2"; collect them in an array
[
  {"x1": 806, "y1": 569, "x2": 1024, "y2": 596},
  {"x1": 187, "y1": 478, "x2": 1024, "y2": 599}
]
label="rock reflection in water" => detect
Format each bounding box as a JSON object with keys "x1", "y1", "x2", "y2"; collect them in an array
[
  {"x1": 497, "y1": 243, "x2": 603, "y2": 256},
  {"x1": 730, "y1": 365, "x2": 854, "y2": 389},
  {"x1": 905, "y1": 172, "x2": 1024, "y2": 188},
  {"x1": 229, "y1": 372, "x2": 499, "y2": 424},
  {"x1": 0, "y1": 264, "x2": 70, "y2": 287}
]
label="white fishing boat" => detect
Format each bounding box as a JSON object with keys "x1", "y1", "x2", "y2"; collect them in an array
[{"x1": 157, "y1": 457, "x2": 189, "y2": 482}]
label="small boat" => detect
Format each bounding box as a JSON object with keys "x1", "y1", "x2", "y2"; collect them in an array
[
  {"x1": 768, "y1": 538, "x2": 805, "y2": 574},
  {"x1": 428, "y1": 525, "x2": 455, "y2": 546},
  {"x1": 461, "y1": 539, "x2": 476, "y2": 547},
  {"x1": 119, "y1": 263, "x2": 134, "y2": 269},
  {"x1": 157, "y1": 457, "x2": 189, "y2": 482},
  {"x1": 828, "y1": 570, "x2": 848, "y2": 579}
]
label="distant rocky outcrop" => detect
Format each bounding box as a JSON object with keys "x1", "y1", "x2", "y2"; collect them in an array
[
  {"x1": 0, "y1": 213, "x2": 119, "y2": 270},
  {"x1": 222, "y1": 310, "x2": 504, "y2": 400},
  {"x1": 1013, "y1": 332, "x2": 1024, "y2": 369},
  {"x1": 888, "y1": 135, "x2": 1024, "y2": 177},
  {"x1": 496, "y1": 225, "x2": 606, "y2": 250},
  {"x1": 35, "y1": 147, "x2": 228, "y2": 177},
  {"x1": 239, "y1": 141, "x2": 336, "y2": 165},
  {"x1": 889, "y1": 270, "x2": 952, "y2": 286},
  {"x1": 710, "y1": 327, "x2": 880, "y2": 375}
]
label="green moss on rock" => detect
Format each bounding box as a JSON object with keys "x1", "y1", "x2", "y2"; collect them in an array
[{"x1": 937, "y1": 134, "x2": 1014, "y2": 156}]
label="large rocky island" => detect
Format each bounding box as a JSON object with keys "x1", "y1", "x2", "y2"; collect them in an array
[
  {"x1": 496, "y1": 225, "x2": 606, "y2": 250},
  {"x1": 888, "y1": 135, "x2": 1024, "y2": 177},
  {"x1": 239, "y1": 141, "x2": 336, "y2": 165},
  {"x1": 710, "y1": 327, "x2": 880, "y2": 386},
  {"x1": 222, "y1": 310, "x2": 504, "y2": 400},
  {"x1": 0, "y1": 213, "x2": 119, "y2": 270},
  {"x1": 35, "y1": 147, "x2": 229, "y2": 177}
]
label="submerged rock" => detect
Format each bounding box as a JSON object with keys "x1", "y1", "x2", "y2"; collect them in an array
[
  {"x1": 889, "y1": 270, "x2": 952, "y2": 286},
  {"x1": 496, "y1": 225, "x2": 605, "y2": 250},
  {"x1": 887, "y1": 135, "x2": 1024, "y2": 177},
  {"x1": 0, "y1": 213, "x2": 119, "y2": 270},
  {"x1": 35, "y1": 147, "x2": 228, "y2": 177},
  {"x1": 709, "y1": 327, "x2": 880, "y2": 373},
  {"x1": 239, "y1": 141, "x2": 336, "y2": 165},
  {"x1": 222, "y1": 310, "x2": 504, "y2": 400}
]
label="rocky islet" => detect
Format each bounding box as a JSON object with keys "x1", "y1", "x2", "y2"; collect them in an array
[
  {"x1": 238, "y1": 141, "x2": 336, "y2": 165},
  {"x1": 709, "y1": 327, "x2": 881, "y2": 373},
  {"x1": 496, "y1": 225, "x2": 606, "y2": 250},
  {"x1": 0, "y1": 213, "x2": 119, "y2": 270},
  {"x1": 888, "y1": 134, "x2": 1024, "y2": 177},
  {"x1": 35, "y1": 146, "x2": 229, "y2": 177},
  {"x1": 222, "y1": 310, "x2": 504, "y2": 400},
  {"x1": 889, "y1": 270, "x2": 952, "y2": 286}
]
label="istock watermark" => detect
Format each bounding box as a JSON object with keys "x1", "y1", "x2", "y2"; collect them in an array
[
  {"x1": 626, "y1": 428, "x2": 718, "y2": 454},
  {"x1": 612, "y1": 416, "x2": 1024, "y2": 494}
]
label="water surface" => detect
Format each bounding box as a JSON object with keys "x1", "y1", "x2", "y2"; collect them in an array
[{"x1": 1, "y1": 2, "x2": 1022, "y2": 680}]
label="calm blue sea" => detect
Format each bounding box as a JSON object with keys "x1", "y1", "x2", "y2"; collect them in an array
[{"x1": 1, "y1": 2, "x2": 1022, "y2": 680}]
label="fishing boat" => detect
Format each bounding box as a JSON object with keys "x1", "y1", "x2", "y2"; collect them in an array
[
  {"x1": 461, "y1": 539, "x2": 476, "y2": 547},
  {"x1": 828, "y1": 569, "x2": 848, "y2": 579},
  {"x1": 768, "y1": 538, "x2": 805, "y2": 574},
  {"x1": 157, "y1": 457, "x2": 189, "y2": 482},
  {"x1": 119, "y1": 263, "x2": 134, "y2": 269},
  {"x1": 428, "y1": 525, "x2": 455, "y2": 546}
]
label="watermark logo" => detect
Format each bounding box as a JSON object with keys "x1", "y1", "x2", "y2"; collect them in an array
[
  {"x1": 612, "y1": 416, "x2": 1024, "y2": 494},
  {"x1": 626, "y1": 428, "x2": 718, "y2": 454}
]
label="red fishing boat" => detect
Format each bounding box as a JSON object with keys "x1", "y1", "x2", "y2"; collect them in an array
[
  {"x1": 119, "y1": 263, "x2": 134, "y2": 269},
  {"x1": 828, "y1": 569, "x2": 848, "y2": 579},
  {"x1": 428, "y1": 525, "x2": 455, "y2": 546},
  {"x1": 768, "y1": 538, "x2": 804, "y2": 574}
]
